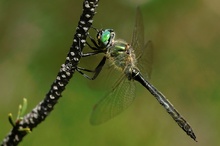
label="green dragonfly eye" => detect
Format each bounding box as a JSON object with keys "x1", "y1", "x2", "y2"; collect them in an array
[
  {"x1": 101, "y1": 30, "x2": 110, "y2": 43},
  {"x1": 97, "y1": 29, "x2": 115, "y2": 48}
]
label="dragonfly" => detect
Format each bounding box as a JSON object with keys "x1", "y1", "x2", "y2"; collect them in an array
[{"x1": 77, "y1": 7, "x2": 197, "y2": 141}]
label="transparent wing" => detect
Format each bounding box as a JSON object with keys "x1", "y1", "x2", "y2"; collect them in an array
[
  {"x1": 137, "y1": 40, "x2": 153, "y2": 79},
  {"x1": 131, "y1": 7, "x2": 144, "y2": 57},
  {"x1": 90, "y1": 76, "x2": 136, "y2": 125},
  {"x1": 131, "y1": 7, "x2": 153, "y2": 79},
  {"x1": 87, "y1": 58, "x2": 122, "y2": 91}
]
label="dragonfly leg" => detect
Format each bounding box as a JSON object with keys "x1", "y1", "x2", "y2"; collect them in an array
[
  {"x1": 89, "y1": 26, "x2": 103, "y2": 49},
  {"x1": 87, "y1": 34, "x2": 101, "y2": 50},
  {"x1": 86, "y1": 41, "x2": 99, "y2": 51},
  {"x1": 76, "y1": 56, "x2": 106, "y2": 80},
  {"x1": 81, "y1": 50, "x2": 104, "y2": 57},
  {"x1": 77, "y1": 35, "x2": 104, "y2": 57}
]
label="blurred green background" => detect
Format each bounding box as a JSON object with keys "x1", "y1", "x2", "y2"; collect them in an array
[{"x1": 0, "y1": 0, "x2": 219, "y2": 145}]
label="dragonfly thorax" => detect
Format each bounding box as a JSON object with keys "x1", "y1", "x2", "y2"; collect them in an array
[
  {"x1": 106, "y1": 40, "x2": 138, "y2": 78},
  {"x1": 108, "y1": 40, "x2": 129, "y2": 57}
]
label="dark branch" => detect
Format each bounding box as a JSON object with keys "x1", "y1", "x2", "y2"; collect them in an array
[{"x1": 1, "y1": 0, "x2": 99, "y2": 145}]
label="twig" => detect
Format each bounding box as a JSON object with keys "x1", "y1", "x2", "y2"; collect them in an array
[{"x1": 1, "y1": 0, "x2": 99, "y2": 145}]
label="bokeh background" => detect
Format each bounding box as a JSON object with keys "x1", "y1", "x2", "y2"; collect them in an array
[{"x1": 0, "y1": 0, "x2": 219, "y2": 145}]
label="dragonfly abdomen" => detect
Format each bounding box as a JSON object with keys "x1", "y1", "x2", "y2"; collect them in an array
[{"x1": 132, "y1": 70, "x2": 197, "y2": 141}]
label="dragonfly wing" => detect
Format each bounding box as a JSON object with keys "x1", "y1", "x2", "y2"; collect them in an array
[
  {"x1": 137, "y1": 40, "x2": 153, "y2": 79},
  {"x1": 87, "y1": 60, "x2": 120, "y2": 91},
  {"x1": 90, "y1": 76, "x2": 136, "y2": 125},
  {"x1": 131, "y1": 7, "x2": 144, "y2": 58},
  {"x1": 131, "y1": 7, "x2": 153, "y2": 79}
]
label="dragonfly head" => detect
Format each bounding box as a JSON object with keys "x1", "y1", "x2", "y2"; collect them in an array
[{"x1": 97, "y1": 29, "x2": 115, "y2": 48}]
